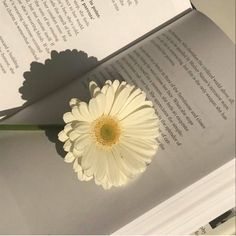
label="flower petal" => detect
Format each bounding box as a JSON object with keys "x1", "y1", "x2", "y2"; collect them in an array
[
  {"x1": 106, "y1": 151, "x2": 125, "y2": 187},
  {"x1": 94, "y1": 148, "x2": 107, "y2": 181},
  {"x1": 117, "y1": 93, "x2": 153, "y2": 120},
  {"x1": 104, "y1": 84, "x2": 115, "y2": 114},
  {"x1": 58, "y1": 130, "x2": 68, "y2": 142},
  {"x1": 89, "y1": 81, "x2": 100, "y2": 97},
  {"x1": 81, "y1": 141, "x2": 96, "y2": 170},
  {"x1": 68, "y1": 122, "x2": 90, "y2": 141},
  {"x1": 64, "y1": 152, "x2": 75, "y2": 163},
  {"x1": 120, "y1": 137, "x2": 158, "y2": 163},
  {"x1": 121, "y1": 107, "x2": 156, "y2": 125},
  {"x1": 111, "y1": 147, "x2": 134, "y2": 179},
  {"x1": 78, "y1": 102, "x2": 93, "y2": 122},
  {"x1": 109, "y1": 84, "x2": 132, "y2": 116},
  {"x1": 69, "y1": 98, "x2": 80, "y2": 108},
  {"x1": 63, "y1": 112, "x2": 76, "y2": 123},
  {"x1": 94, "y1": 93, "x2": 106, "y2": 118},
  {"x1": 63, "y1": 139, "x2": 72, "y2": 152},
  {"x1": 116, "y1": 144, "x2": 146, "y2": 175},
  {"x1": 74, "y1": 134, "x2": 91, "y2": 150}
]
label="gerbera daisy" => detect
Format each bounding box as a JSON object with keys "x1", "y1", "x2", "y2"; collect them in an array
[{"x1": 58, "y1": 80, "x2": 159, "y2": 189}]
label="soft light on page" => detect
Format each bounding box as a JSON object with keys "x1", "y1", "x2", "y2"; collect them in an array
[{"x1": 0, "y1": 0, "x2": 191, "y2": 114}]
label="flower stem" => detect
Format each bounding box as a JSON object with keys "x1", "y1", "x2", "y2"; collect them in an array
[{"x1": 0, "y1": 124, "x2": 63, "y2": 130}]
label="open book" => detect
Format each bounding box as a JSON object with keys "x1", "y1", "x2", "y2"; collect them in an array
[{"x1": 0, "y1": 0, "x2": 235, "y2": 234}]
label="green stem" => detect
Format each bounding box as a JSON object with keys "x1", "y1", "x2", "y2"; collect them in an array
[{"x1": 0, "y1": 124, "x2": 63, "y2": 130}]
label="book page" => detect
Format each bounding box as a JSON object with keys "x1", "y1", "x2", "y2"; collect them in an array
[
  {"x1": 85, "y1": 11, "x2": 235, "y2": 172},
  {"x1": 3, "y1": 10, "x2": 234, "y2": 172},
  {"x1": 0, "y1": 10, "x2": 235, "y2": 235},
  {"x1": 0, "y1": 0, "x2": 191, "y2": 114}
]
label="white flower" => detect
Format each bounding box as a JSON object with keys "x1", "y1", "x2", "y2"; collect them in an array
[{"x1": 58, "y1": 80, "x2": 159, "y2": 189}]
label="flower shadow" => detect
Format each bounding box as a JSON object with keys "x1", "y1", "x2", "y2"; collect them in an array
[
  {"x1": 20, "y1": 49, "x2": 99, "y2": 158},
  {"x1": 20, "y1": 49, "x2": 98, "y2": 105}
]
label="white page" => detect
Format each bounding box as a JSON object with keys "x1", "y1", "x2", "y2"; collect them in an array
[
  {"x1": 0, "y1": 11, "x2": 235, "y2": 234},
  {"x1": 0, "y1": 0, "x2": 191, "y2": 113}
]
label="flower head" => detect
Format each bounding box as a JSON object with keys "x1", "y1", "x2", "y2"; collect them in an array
[{"x1": 58, "y1": 80, "x2": 159, "y2": 189}]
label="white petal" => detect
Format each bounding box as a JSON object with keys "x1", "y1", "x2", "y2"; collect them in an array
[
  {"x1": 116, "y1": 144, "x2": 146, "y2": 175},
  {"x1": 83, "y1": 175, "x2": 93, "y2": 181},
  {"x1": 98, "y1": 175, "x2": 112, "y2": 190},
  {"x1": 77, "y1": 170, "x2": 86, "y2": 181},
  {"x1": 109, "y1": 85, "x2": 132, "y2": 116},
  {"x1": 73, "y1": 158, "x2": 82, "y2": 172},
  {"x1": 120, "y1": 138, "x2": 157, "y2": 163},
  {"x1": 88, "y1": 98, "x2": 99, "y2": 120},
  {"x1": 81, "y1": 141, "x2": 96, "y2": 170},
  {"x1": 63, "y1": 112, "x2": 76, "y2": 123},
  {"x1": 68, "y1": 123, "x2": 90, "y2": 141},
  {"x1": 78, "y1": 102, "x2": 93, "y2": 122},
  {"x1": 121, "y1": 107, "x2": 156, "y2": 125},
  {"x1": 94, "y1": 93, "x2": 106, "y2": 118},
  {"x1": 101, "y1": 84, "x2": 109, "y2": 94},
  {"x1": 63, "y1": 139, "x2": 72, "y2": 152},
  {"x1": 106, "y1": 151, "x2": 124, "y2": 187},
  {"x1": 69, "y1": 98, "x2": 80, "y2": 108},
  {"x1": 104, "y1": 85, "x2": 115, "y2": 114},
  {"x1": 72, "y1": 106, "x2": 83, "y2": 120},
  {"x1": 117, "y1": 93, "x2": 152, "y2": 120},
  {"x1": 112, "y1": 80, "x2": 120, "y2": 92},
  {"x1": 72, "y1": 146, "x2": 83, "y2": 158},
  {"x1": 64, "y1": 123, "x2": 73, "y2": 134},
  {"x1": 111, "y1": 147, "x2": 134, "y2": 179},
  {"x1": 123, "y1": 127, "x2": 159, "y2": 139},
  {"x1": 94, "y1": 148, "x2": 107, "y2": 181},
  {"x1": 74, "y1": 134, "x2": 91, "y2": 150},
  {"x1": 123, "y1": 87, "x2": 143, "y2": 108},
  {"x1": 58, "y1": 130, "x2": 68, "y2": 142},
  {"x1": 64, "y1": 152, "x2": 75, "y2": 163},
  {"x1": 73, "y1": 122, "x2": 90, "y2": 133},
  {"x1": 68, "y1": 130, "x2": 80, "y2": 141},
  {"x1": 105, "y1": 80, "x2": 112, "y2": 85},
  {"x1": 89, "y1": 81, "x2": 100, "y2": 97}
]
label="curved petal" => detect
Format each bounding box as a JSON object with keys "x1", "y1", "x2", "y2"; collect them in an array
[
  {"x1": 74, "y1": 134, "x2": 91, "y2": 150},
  {"x1": 112, "y1": 80, "x2": 120, "y2": 92},
  {"x1": 72, "y1": 145, "x2": 83, "y2": 158},
  {"x1": 109, "y1": 85, "x2": 132, "y2": 116},
  {"x1": 104, "y1": 85, "x2": 115, "y2": 114},
  {"x1": 81, "y1": 141, "x2": 96, "y2": 170},
  {"x1": 58, "y1": 130, "x2": 68, "y2": 142},
  {"x1": 63, "y1": 112, "x2": 76, "y2": 123},
  {"x1": 94, "y1": 148, "x2": 107, "y2": 181},
  {"x1": 117, "y1": 92, "x2": 153, "y2": 120},
  {"x1": 78, "y1": 102, "x2": 93, "y2": 122},
  {"x1": 122, "y1": 127, "x2": 159, "y2": 139},
  {"x1": 94, "y1": 93, "x2": 106, "y2": 118},
  {"x1": 116, "y1": 144, "x2": 146, "y2": 175},
  {"x1": 98, "y1": 175, "x2": 112, "y2": 190},
  {"x1": 77, "y1": 170, "x2": 86, "y2": 181},
  {"x1": 89, "y1": 81, "x2": 100, "y2": 97},
  {"x1": 88, "y1": 93, "x2": 106, "y2": 119},
  {"x1": 121, "y1": 107, "x2": 156, "y2": 125},
  {"x1": 63, "y1": 139, "x2": 72, "y2": 152},
  {"x1": 73, "y1": 122, "x2": 90, "y2": 134},
  {"x1": 73, "y1": 158, "x2": 82, "y2": 172},
  {"x1": 64, "y1": 152, "x2": 75, "y2": 163},
  {"x1": 119, "y1": 137, "x2": 158, "y2": 163},
  {"x1": 64, "y1": 123, "x2": 73, "y2": 134},
  {"x1": 107, "y1": 151, "x2": 126, "y2": 187},
  {"x1": 111, "y1": 147, "x2": 134, "y2": 179},
  {"x1": 69, "y1": 98, "x2": 80, "y2": 108}
]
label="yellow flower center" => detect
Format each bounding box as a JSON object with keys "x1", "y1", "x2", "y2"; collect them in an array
[{"x1": 93, "y1": 115, "x2": 121, "y2": 147}]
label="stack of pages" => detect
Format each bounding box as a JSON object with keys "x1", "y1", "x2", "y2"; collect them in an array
[{"x1": 0, "y1": 0, "x2": 235, "y2": 234}]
